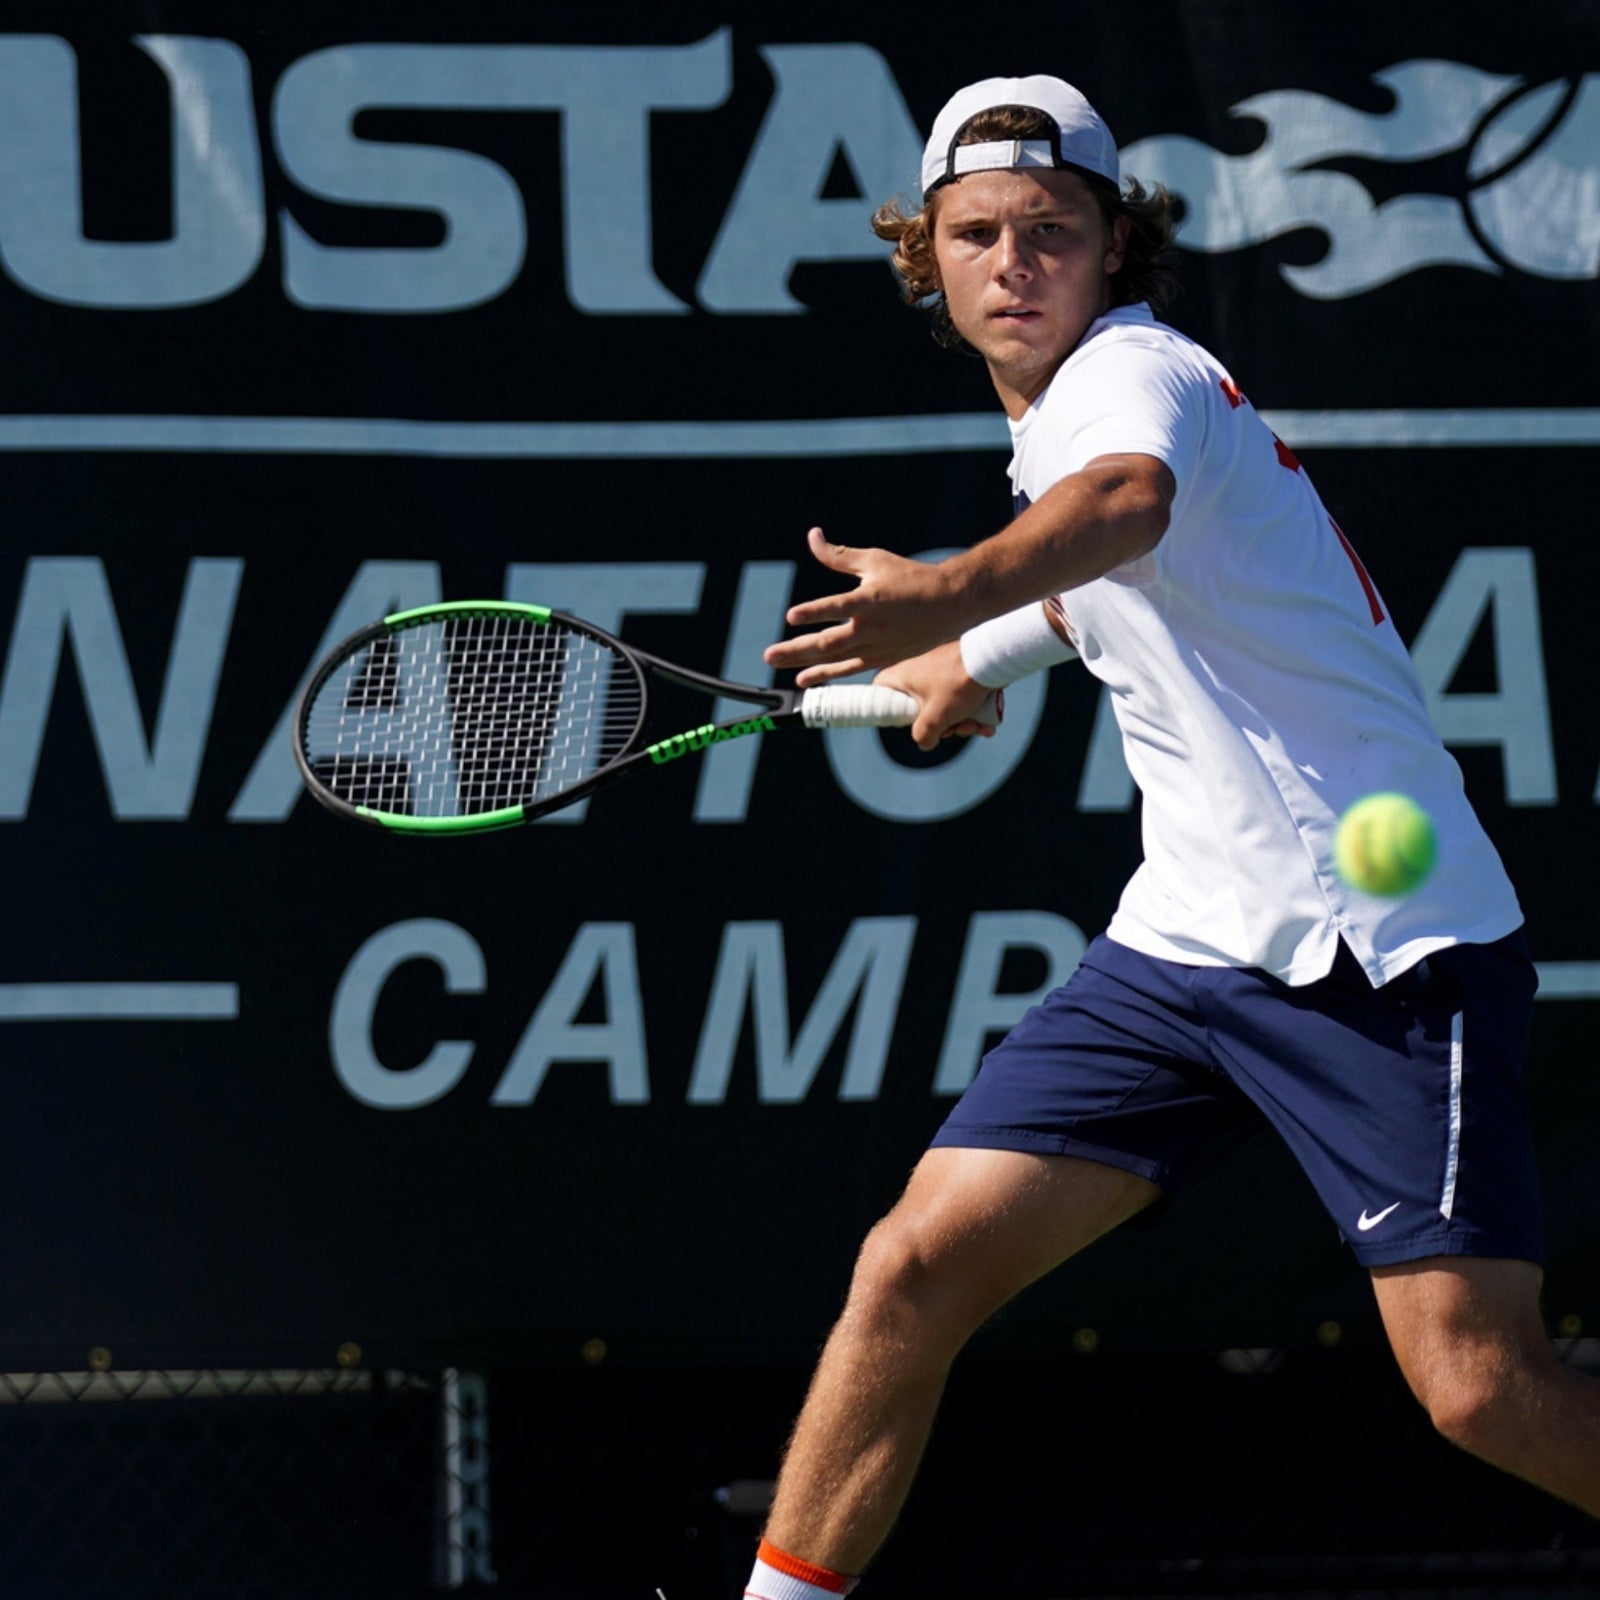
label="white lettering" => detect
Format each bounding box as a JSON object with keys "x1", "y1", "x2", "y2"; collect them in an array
[
  {"x1": 687, "y1": 917, "x2": 916, "y2": 1103},
  {"x1": 0, "y1": 35, "x2": 264, "y2": 308},
  {"x1": 492, "y1": 923, "x2": 649, "y2": 1105},
  {"x1": 0, "y1": 556, "x2": 241, "y2": 819},
  {"x1": 274, "y1": 45, "x2": 525, "y2": 313},
  {"x1": 274, "y1": 34, "x2": 729, "y2": 314},
  {"x1": 330, "y1": 918, "x2": 485, "y2": 1109},
  {"x1": 697, "y1": 44, "x2": 920, "y2": 312},
  {"x1": 552, "y1": 33, "x2": 731, "y2": 314},
  {"x1": 0, "y1": 32, "x2": 928, "y2": 317},
  {"x1": 9, "y1": 552, "x2": 1556, "y2": 834},
  {"x1": 1408, "y1": 546, "x2": 1556, "y2": 805}
]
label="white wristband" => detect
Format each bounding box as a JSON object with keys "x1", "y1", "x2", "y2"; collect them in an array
[{"x1": 959, "y1": 602, "x2": 1078, "y2": 688}]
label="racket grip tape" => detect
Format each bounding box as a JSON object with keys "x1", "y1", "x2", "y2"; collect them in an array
[
  {"x1": 797, "y1": 686, "x2": 1003, "y2": 729},
  {"x1": 799, "y1": 685, "x2": 919, "y2": 727}
]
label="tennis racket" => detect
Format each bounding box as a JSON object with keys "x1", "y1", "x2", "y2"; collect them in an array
[{"x1": 293, "y1": 600, "x2": 997, "y2": 835}]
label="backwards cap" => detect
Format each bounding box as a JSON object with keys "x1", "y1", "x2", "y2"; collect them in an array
[{"x1": 919, "y1": 75, "x2": 1120, "y2": 198}]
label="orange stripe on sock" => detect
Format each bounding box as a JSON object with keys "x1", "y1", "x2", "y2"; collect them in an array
[{"x1": 757, "y1": 1538, "x2": 856, "y2": 1593}]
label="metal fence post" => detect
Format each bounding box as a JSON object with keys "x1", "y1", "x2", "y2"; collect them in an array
[{"x1": 437, "y1": 1368, "x2": 495, "y2": 1587}]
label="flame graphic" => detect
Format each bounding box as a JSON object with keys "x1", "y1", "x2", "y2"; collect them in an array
[{"x1": 1119, "y1": 59, "x2": 1597, "y2": 298}]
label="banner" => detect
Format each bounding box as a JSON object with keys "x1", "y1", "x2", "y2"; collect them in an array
[{"x1": 1, "y1": 1, "x2": 1596, "y2": 1367}]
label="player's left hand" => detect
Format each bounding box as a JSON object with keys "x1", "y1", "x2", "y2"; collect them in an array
[{"x1": 763, "y1": 528, "x2": 967, "y2": 685}]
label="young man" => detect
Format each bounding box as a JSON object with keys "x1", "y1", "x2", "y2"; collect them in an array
[{"x1": 744, "y1": 75, "x2": 1600, "y2": 1600}]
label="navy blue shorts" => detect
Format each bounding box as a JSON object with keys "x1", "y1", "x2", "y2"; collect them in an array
[{"x1": 932, "y1": 931, "x2": 1543, "y2": 1267}]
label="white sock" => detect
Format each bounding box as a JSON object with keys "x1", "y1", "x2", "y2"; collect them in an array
[{"x1": 744, "y1": 1538, "x2": 858, "y2": 1599}]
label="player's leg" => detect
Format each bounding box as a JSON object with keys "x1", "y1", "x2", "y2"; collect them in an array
[
  {"x1": 1194, "y1": 930, "x2": 1597, "y2": 1516},
  {"x1": 748, "y1": 936, "x2": 1254, "y2": 1597},
  {"x1": 761, "y1": 1146, "x2": 1160, "y2": 1579},
  {"x1": 1371, "y1": 1256, "x2": 1600, "y2": 1517}
]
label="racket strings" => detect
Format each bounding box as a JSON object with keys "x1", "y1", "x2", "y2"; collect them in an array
[{"x1": 305, "y1": 614, "x2": 643, "y2": 817}]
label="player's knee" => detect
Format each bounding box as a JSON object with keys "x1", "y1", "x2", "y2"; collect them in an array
[
  {"x1": 1410, "y1": 1346, "x2": 1546, "y2": 1459},
  {"x1": 1423, "y1": 1371, "x2": 1506, "y2": 1454},
  {"x1": 848, "y1": 1213, "x2": 933, "y2": 1315},
  {"x1": 844, "y1": 1212, "x2": 979, "y2": 1349}
]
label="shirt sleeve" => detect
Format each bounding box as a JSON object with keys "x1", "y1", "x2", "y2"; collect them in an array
[{"x1": 1027, "y1": 333, "x2": 1208, "y2": 498}]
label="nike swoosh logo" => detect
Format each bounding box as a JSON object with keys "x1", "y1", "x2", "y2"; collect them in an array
[{"x1": 1357, "y1": 1201, "x2": 1401, "y2": 1231}]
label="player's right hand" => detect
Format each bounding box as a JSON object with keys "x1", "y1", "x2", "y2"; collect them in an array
[{"x1": 875, "y1": 641, "x2": 1001, "y2": 751}]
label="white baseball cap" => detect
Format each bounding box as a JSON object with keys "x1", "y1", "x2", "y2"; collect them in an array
[{"x1": 919, "y1": 75, "x2": 1120, "y2": 197}]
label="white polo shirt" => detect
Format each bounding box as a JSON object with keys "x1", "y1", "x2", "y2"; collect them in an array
[{"x1": 1010, "y1": 304, "x2": 1521, "y2": 986}]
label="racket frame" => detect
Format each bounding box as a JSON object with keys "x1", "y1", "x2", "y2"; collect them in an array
[{"x1": 293, "y1": 599, "x2": 820, "y2": 835}]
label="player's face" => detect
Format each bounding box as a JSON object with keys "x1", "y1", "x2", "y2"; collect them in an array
[{"x1": 931, "y1": 168, "x2": 1129, "y2": 417}]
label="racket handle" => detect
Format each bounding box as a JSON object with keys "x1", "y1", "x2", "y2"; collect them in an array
[
  {"x1": 797, "y1": 686, "x2": 1003, "y2": 729},
  {"x1": 799, "y1": 685, "x2": 919, "y2": 727}
]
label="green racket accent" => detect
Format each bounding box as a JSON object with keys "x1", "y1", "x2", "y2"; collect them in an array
[
  {"x1": 385, "y1": 599, "x2": 553, "y2": 629},
  {"x1": 356, "y1": 803, "x2": 528, "y2": 834}
]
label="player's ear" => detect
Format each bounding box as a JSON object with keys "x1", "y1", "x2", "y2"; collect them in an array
[
  {"x1": 1104, "y1": 212, "x2": 1131, "y2": 275},
  {"x1": 921, "y1": 201, "x2": 944, "y2": 293}
]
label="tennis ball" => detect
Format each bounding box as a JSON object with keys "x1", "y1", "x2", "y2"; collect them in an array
[{"x1": 1334, "y1": 792, "x2": 1437, "y2": 897}]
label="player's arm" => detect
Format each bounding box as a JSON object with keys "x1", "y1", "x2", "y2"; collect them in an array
[{"x1": 764, "y1": 453, "x2": 1173, "y2": 685}]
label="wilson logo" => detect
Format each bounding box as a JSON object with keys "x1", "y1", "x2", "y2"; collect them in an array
[{"x1": 647, "y1": 717, "x2": 776, "y2": 765}]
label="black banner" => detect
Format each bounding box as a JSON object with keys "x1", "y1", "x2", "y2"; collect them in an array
[{"x1": 2, "y1": 1, "x2": 1596, "y2": 1369}]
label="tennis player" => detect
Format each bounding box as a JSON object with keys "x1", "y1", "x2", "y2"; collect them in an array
[{"x1": 744, "y1": 75, "x2": 1600, "y2": 1600}]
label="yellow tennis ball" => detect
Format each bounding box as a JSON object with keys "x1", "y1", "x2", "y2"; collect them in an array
[{"x1": 1334, "y1": 792, "x2": 1437, "y2": 896}]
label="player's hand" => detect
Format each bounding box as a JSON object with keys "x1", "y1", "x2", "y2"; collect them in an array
[
  {"x1": 875, "y1": 641, "x2": 1001, "y2": 751},
  {"x1": 763, "y1": 528, "x2": 967, "y2": 686}
]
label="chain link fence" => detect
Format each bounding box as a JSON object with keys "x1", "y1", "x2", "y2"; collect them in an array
[
  {"x1": 1, "y1": 1340, "x2": 1597, "y2": 1599},
  {"x1": 0, "y1": 1365, "x2": 487, "y2": 1600}
]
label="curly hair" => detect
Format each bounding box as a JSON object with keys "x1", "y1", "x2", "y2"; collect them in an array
[{"x1": 874, "y1": 105, "x2": 1179, "y2": 348}]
